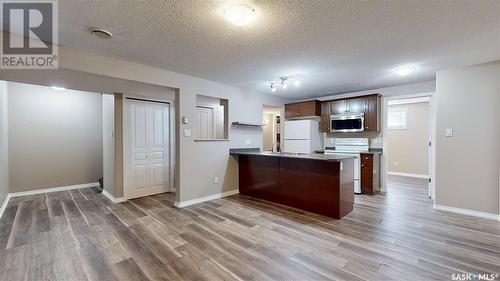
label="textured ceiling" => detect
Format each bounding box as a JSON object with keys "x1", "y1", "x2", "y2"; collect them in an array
[{"x1": 56, "y1": 0, "x2": 500, "y2": 99}]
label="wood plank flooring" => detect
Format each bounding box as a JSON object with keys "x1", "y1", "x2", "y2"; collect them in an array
[{"x1": 1, "y1": 177, "x2": 499, "y2": 281}]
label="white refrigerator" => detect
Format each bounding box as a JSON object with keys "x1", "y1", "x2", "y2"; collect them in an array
[{"x1": 283, "y1": 120, "x2": 322, "y2": 154}]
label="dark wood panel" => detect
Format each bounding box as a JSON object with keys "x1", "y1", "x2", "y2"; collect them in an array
[
  {"x1": 298, "y1": 100, "x2": 321, "y2": 117},
  {"x1": 238, "y1": 155, "x2": 280, "y2": 202},
  {"x1": 346, "y1": 97, "x2": 366, "y2": 113},
  {"x1": 364, "y1": 94, "x2": 380, "y2": 132},
  {"x1": 279, "y1": 158, "x2": 342, "y2": 218},
  {"x1": 284, "y1": 103, "x2": 300, "y2": 119},
  {"x1": 330, "y1": 100, "x2": 347, "y2": 115},
  {"x1": 320, "y1": 101, "x2": 331, "y2": 133}
]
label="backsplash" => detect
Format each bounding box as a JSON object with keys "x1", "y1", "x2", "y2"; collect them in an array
[{"x1": 323, "y1": 132, "x2": 383, "y2": 149}]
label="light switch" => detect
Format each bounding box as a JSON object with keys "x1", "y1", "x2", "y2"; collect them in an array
[
  {"x1": 214, "y1": 177, "x2": 219, "y2": 184},
  {"x1": 183, "y1": 129, "x2": 191, "y2": 137},
  {"x1": 182, "y1": 116, "x2": 189, "y2": 124},
  {"x1": 445, "y1": 128, "x2": 453, "y2": 137}
]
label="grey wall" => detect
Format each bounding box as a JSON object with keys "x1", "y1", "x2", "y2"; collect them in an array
[
  {"x1": 8, "y1": 82, "x2": 103, "y2": 192},
  {"x1": 387, "y1": 102, "x2": 429, "y2": 176},
  {"x1": 0, "y1": 81, "x2": 8, "y2": 206},
  {"x1": 102, "y1": 94, "x2": 115, "y2": 196},
  {"x1": 435, "y1": 61, "x2": 500, "y2": 215}
]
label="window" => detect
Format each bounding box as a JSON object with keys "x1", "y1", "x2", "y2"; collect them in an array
[{"x1": 388, "y1": 108, "x2": 407, "y2": 129}]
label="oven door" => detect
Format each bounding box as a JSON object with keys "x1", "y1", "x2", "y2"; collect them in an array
[{"x1": 330, "y1": 114, "x2": 364, "y2": 133}]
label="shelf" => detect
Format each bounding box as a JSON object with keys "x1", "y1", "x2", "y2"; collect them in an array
[{"x1": 231, "y1": 121, "x2": 264, "y2": 127}]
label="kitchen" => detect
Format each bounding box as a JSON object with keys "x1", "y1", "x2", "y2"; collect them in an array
[{"x1": 231, "y1": 94, "x2": 382, "y2": 219}]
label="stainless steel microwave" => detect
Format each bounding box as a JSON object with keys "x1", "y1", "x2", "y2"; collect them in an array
[{"x1": 330, "y1": 113, "x2": 364, "y2": 133}]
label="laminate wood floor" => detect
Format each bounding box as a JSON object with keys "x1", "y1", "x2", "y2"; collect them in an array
[{"x1": 1, "y1": 177, "x2": 499, "y2": 281}]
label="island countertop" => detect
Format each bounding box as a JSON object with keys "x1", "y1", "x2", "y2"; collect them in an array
[
  {"x1": 230, "y1": 148, "x2": 355, "y2": 161},
  {"x1": 231, "y1": 148, "x2": 355, "y2": 219}
]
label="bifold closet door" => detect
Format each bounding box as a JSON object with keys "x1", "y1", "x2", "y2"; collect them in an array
[{"x1": 126, "y1": 99, "x2": 170, "y2": 199}]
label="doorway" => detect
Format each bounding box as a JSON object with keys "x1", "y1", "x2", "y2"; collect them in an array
[
  {"x1": 263, "y1": 106, "x2": 283, "y2": 152},
  {"x1": 383, "y1": 94, "x2": 435, "y2": 198},
  {"x1": 124, "y1": 98, "x2": 172, "y2": 199}
]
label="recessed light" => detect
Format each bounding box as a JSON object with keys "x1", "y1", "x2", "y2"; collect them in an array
[
  {"x1": 394, "y1": 65, "x2": 417, "y2": 76},
  {"x1": 89, "y1": 28, "x2": 112, "y2": 39},
  {"x1": 51, "y1": 86, "x2": 66, "y2": 91},
  {"x1": 294, "y1": 80, "x2": 300, "y2": 87},
  {"x1": 223, "y1": 4, "x2": 256, "y2": 26}
]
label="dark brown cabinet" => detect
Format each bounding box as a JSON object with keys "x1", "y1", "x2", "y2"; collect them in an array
[
  {"x1": 319, "y1": 94, "x2": 381, "y2": 133},
  {"x1": 360, "y1": 153, "x2": 381, "y2": 194},
  {"x1": 320, "y1": 101, "x2": 331, "y2": 132},
  {"x1": 285, "y1": 100, "x2": 321, "y2": 119}
]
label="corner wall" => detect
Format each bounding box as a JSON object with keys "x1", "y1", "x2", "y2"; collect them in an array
[
  {"x1": 435, "y1": 61, "x2": 500, "y2": 215},
  {"x1": 8, "y1": 82, "x2": 103, "y2": 192},
  {"x1": 0, "y1": 81, "x2": 8, "y2": 206}
]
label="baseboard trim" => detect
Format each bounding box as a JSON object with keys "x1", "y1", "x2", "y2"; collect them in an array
[
  {"x1": 102, "y1": 189, "x2": 127, "y2": 203},
  {"x1": 174, "y1": 189, "x2": 239, "y2": 208},
  {"x1": 387, "y1": 172, "x2": 429, "y2": 179},
  {"x1": 433, "y1": 203, "x2": 500, "y2": 221},
  {"x1": 9, "y1": 182, "x2": 100, "y2": 198},
  {"x1": 0, "y1": 193, "x2": 12, "y2": 219}
]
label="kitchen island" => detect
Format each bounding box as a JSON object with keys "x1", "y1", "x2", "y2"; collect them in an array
[{"x1": 230, "y1": 148, "x2": 355, "y2": 219}]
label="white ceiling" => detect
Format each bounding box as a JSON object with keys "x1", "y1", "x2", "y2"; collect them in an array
[{"x1": 57, "y1": 0, "x2": 499, "y2": 99}]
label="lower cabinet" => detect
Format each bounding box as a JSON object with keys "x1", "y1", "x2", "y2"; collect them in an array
[
  {"x1": 360, "y1": 153, "x2": 381, "y2": 194},
  {"x1": 237, "y1": 155, "x2": 354, "y2": 219}
]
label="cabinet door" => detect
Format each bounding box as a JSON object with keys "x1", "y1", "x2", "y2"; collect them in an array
[
  {"x1": 285, "y1": 103, "x2": 300, "y2": 119},
  {"x1": 320, "y1": 101, "x2": 331, "y2": 132},
  {"x1": 298, "y1": 100, "x2": 321, "y2": 117},
  {"x1": 330, "y1": 100, "x2": 347, "y2": 115},
  {"x1": 364, "y1": 95, "x2": 380, "y2": 132},
  {"x1": 360, "y1": 154, "x2": 373, "y2": 194},
  {"x1": 347, "y1": 97, "x2": 366, "y2": 113}
]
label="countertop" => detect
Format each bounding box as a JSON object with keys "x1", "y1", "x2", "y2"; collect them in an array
[{"x1": 230, "y1": 148, "x2": 355, "y2": 162}]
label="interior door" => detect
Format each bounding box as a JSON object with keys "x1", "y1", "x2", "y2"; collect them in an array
[
  {"x1": 149, "y1": 103, "x2": 170, "y2": 194},
  {"x1": 126, "y1": 99, "x2": 170, "y2": 199},
  {"x1": 196, "y1": 106, "x2": 214, "y2": 139},
  {"x1": 128, "y1": 101, "x2": 149, "y2": 198}
]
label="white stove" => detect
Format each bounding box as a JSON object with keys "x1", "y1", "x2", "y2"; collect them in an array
[{"x1": 324, "y1": 138, "x2": 369, "y2": 194}]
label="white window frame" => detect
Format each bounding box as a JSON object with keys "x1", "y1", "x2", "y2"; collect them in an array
[{"x1": 388, "y1": 107, "x2": 407, "y2": 130}]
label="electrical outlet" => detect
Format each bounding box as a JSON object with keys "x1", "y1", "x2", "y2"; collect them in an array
[
  {"x1": 394, "y1": 162, "x2": 399, "y2": 167},
  {"x1": 214, "y1": 177, "x2": 219, "y2": 184},
  {"x1": 183, "y1": 129, "x2": 191, "y2": 137}
]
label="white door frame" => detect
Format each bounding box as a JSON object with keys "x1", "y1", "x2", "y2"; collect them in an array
[
  {"x1": 123, "y1": 94, "x2": 175, "y2": 199},
  {"x1": 382, "y1": 92, "x2": 436, "y2": 200}
]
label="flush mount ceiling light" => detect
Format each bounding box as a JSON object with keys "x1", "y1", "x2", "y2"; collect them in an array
[
  {"x1": 89, "y1": 28, "x2": 113, "y2": 39},
  {"x1": 51, "y1": 86, "x2": 66, "y2": 91},
  {"x1": 223, "y1": 4, "x2": 256, "y2": 26},
  {"x1": 269, "y1": 76, "x2": 301, "y2": 92},
  {"x1": 394, "y1": 65, "x2": 417, "y2": 76}
]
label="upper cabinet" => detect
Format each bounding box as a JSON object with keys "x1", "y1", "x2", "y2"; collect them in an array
[
  {"x1": 285, "y1": 100, "x2": 321, "y2": 119},
  {"x1": 320, "y1": 94, "x2": 381, "y2": 133}
]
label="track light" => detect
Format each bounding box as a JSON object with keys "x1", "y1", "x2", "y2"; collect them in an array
[
  {"x1": 270, "y1": 84, "x2": 277, "y2": 92},
  {"x1": 269, "y1": 76, "x2": 302, "y2": 92}
]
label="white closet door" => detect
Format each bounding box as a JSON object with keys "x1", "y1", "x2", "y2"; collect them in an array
[
  {"x1": 126, "y1": 99, "x2": 170, "y2": 199},
  {"x1": 148, "y1": 102, "x2": 170, "y2": 194}
]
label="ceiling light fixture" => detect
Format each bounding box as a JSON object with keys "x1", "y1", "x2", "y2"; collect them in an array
[
  {"x1": 89, "y1": 28, "x2": 113, "y2": 39},
  {"x1": 223, "y1": 4, "x2": 256, "y2": 26},
  {"x1": 270, "y1": 84, "x2": 276, "y2": 92},
  {"x1": 269, "y1": 76, "x2": 301, "y2": 92},
  {"x1": 394, "y1": 65, "x2": 417, "y2": 76},
  {"x1": 51, "y1": 86, "x2": 66, "y2": 91}
]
